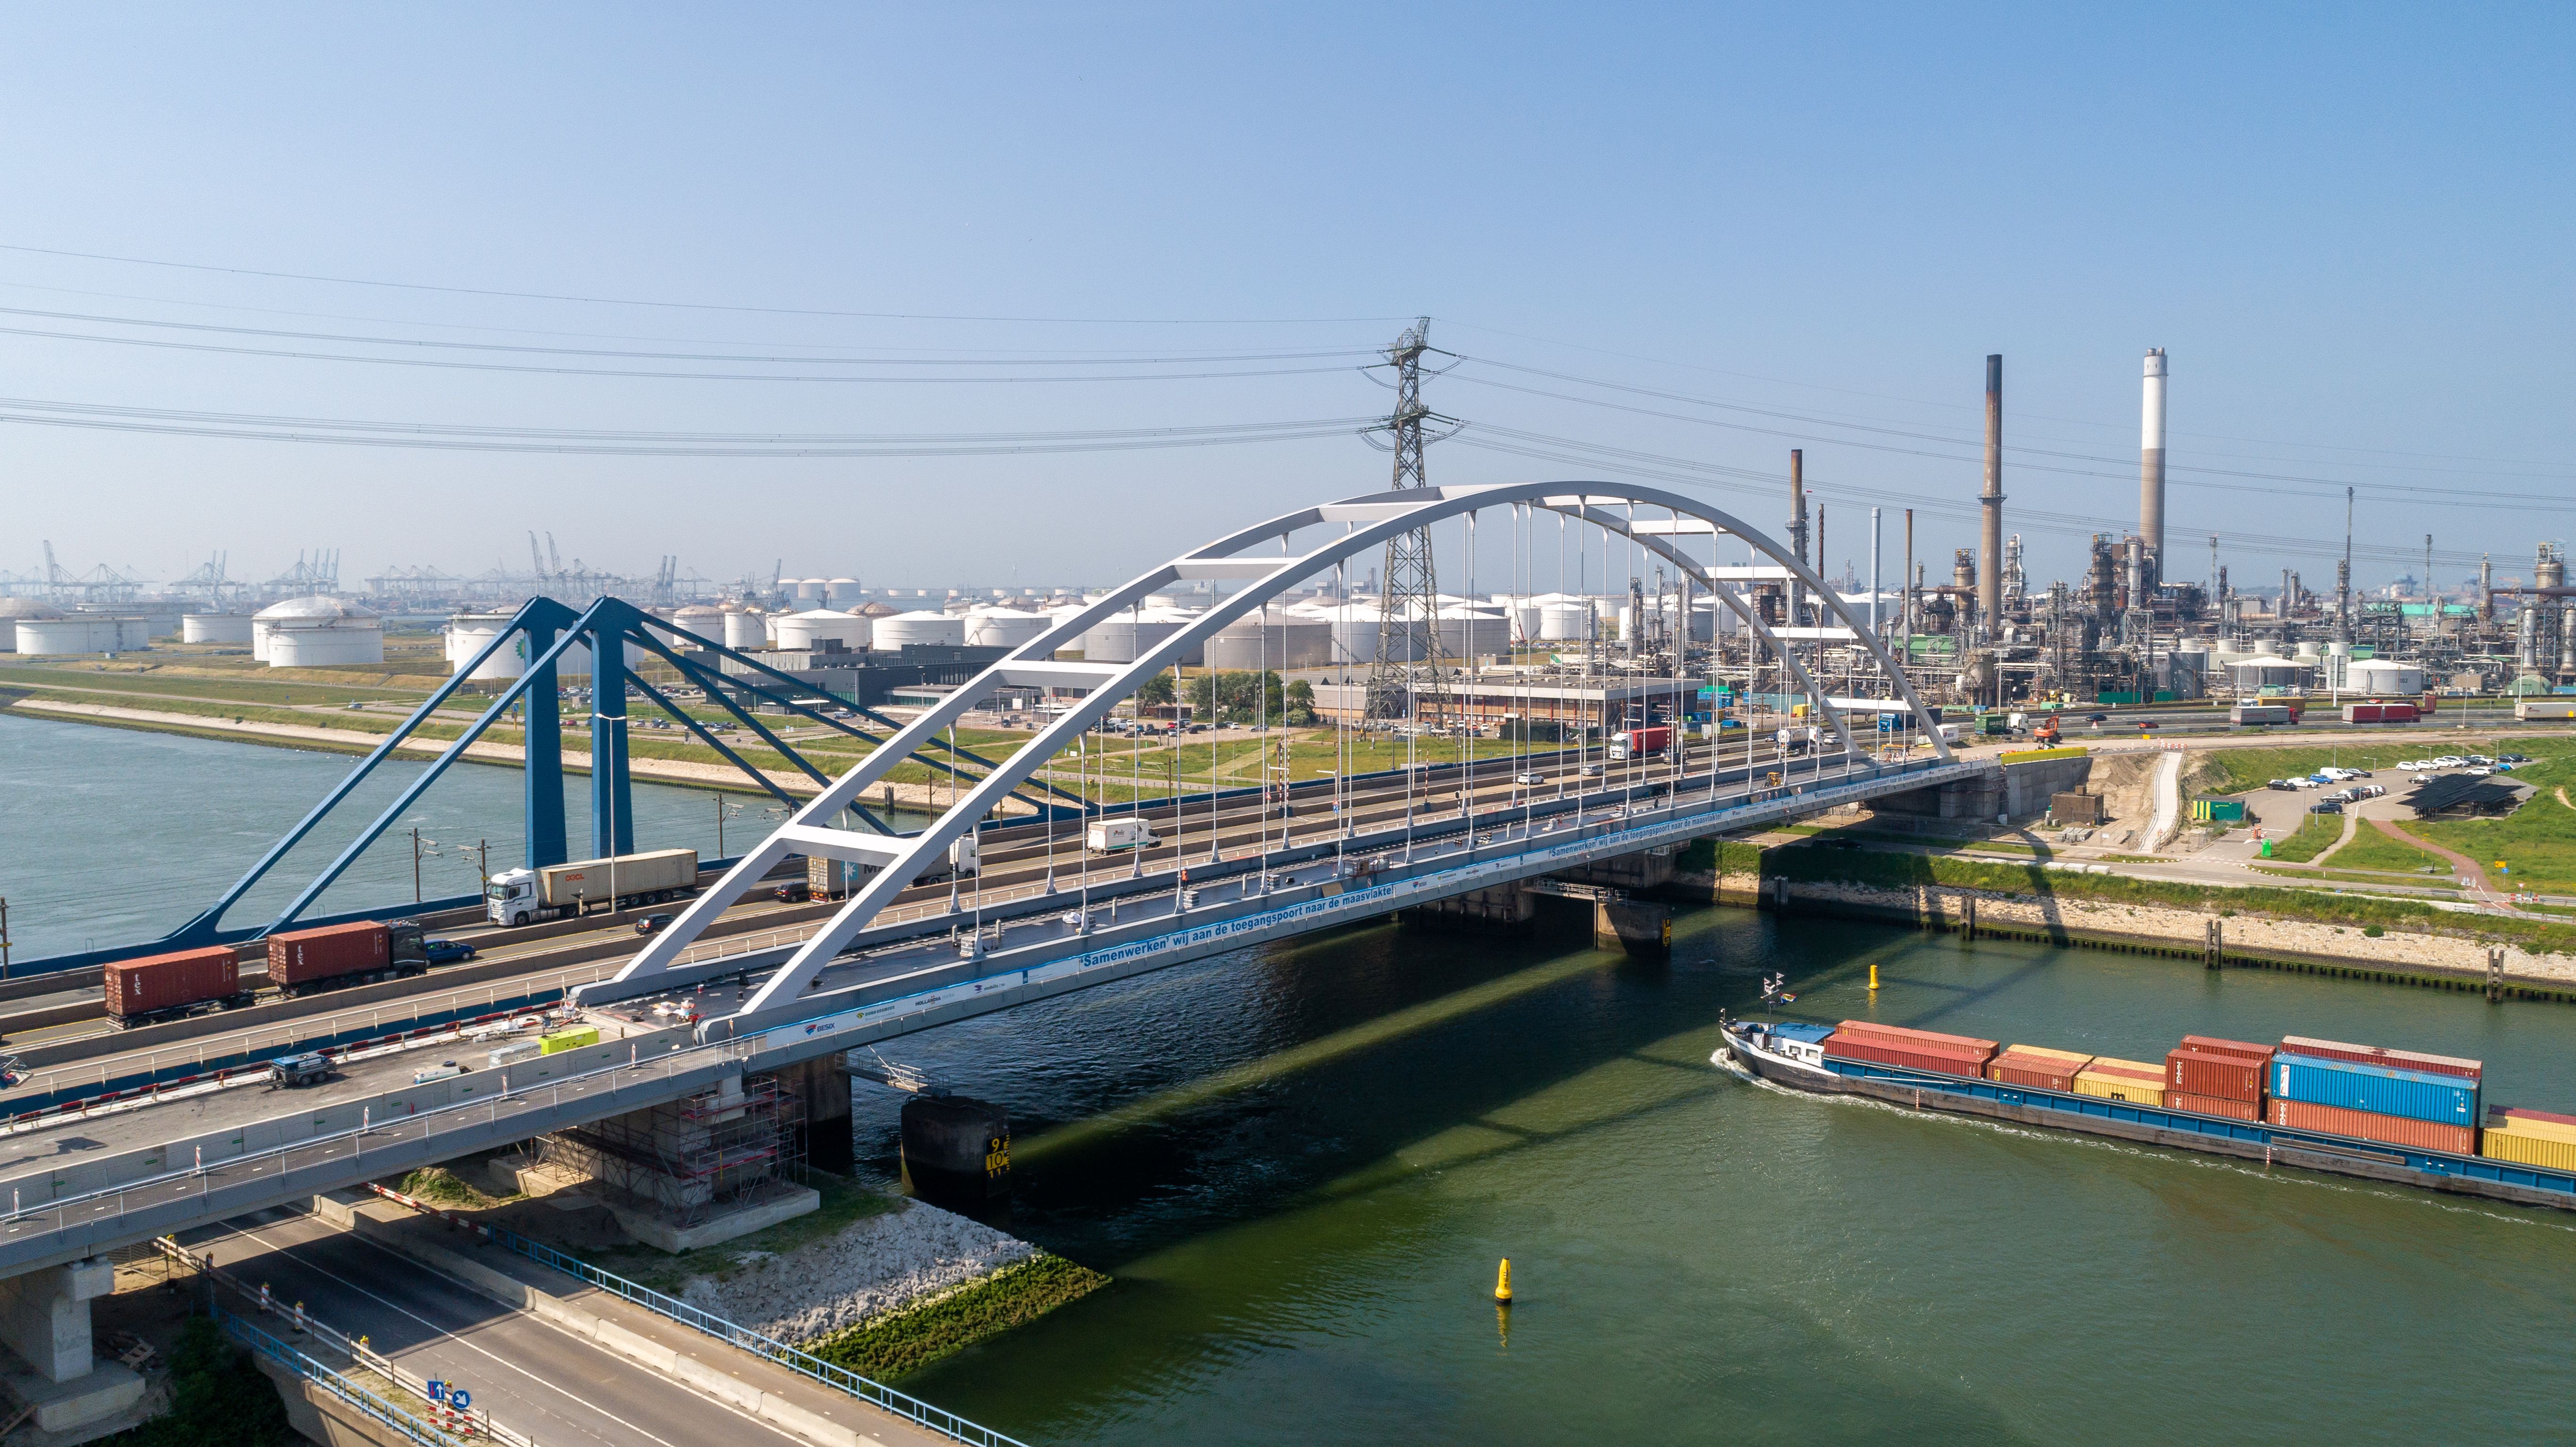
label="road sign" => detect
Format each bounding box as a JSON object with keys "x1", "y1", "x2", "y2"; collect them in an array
[
  {"x1": 427, "y1": 1381, "x2": 446, "y2": 1402},
  {"x1": 450, "y1": 1389, "x2": 471, "y2": 1411}
]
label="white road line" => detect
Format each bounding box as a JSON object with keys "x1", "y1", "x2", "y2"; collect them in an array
[{"x1": 219, "y1": 1221, "x2": 753, "y2": 1447}]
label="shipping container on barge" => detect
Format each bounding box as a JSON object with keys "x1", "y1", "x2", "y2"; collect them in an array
[{"x1": 1714, "y1": 1019, "x2": 2576, "y2": 1213}]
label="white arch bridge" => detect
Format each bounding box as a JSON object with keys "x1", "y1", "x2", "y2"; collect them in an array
[{"x1": 570, "y1": 480, "x2": 1987, "y2": 1047}]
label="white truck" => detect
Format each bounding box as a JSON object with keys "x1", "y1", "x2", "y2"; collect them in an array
[
  {"x1": 486, "y1": 847, "x2": 700, "y2": 926},
  {"x1": 1086, "y1": 818, "x2": 1161, "y2": 854}
]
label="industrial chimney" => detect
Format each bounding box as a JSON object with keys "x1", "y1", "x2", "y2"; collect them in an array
[
  {"x1": 2139, "y1": 349, "x2": 2167, "y2": 581},
  {"x1": 1980, "y1": 355, "x2": 2003, "y2": 631}
]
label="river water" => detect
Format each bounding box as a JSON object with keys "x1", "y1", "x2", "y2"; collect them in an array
[
  {"x1": 0, "y1": 714, "x2": 805, "y2": 959},
  {"x1": 10, "y1": 713, "x2": 2572, "y2": 1440},
  {"x1": 867, "y1": 904, "x2": 2576, "y2": 1446}
]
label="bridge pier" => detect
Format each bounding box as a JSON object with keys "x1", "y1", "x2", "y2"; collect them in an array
[
  {"x1": 779, "y1": 1054, "x2": 856, "y2": 1175},
  {"x1": 0, "y1": 1257, "x2": 145, "y2": 1433},
  {"x1": 1399, "y1": 884, "x2": 1537, "y2": 932},
  {"x1": 1593, "y1": 898, "x2": 1673, "y2": 956}
]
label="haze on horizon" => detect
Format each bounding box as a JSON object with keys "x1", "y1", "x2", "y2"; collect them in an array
[{"x1": 1, "y1": 4, "x2": 2567, "y2": 596}]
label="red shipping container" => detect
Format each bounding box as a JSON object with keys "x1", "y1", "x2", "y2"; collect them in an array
[
  {"x1": 2266, "y1": 1097, "x2": 2475, "y2": 1155},
  {"x1": 1823, "y1": 1034, "x2": 1992, "y2": 1078},
  {"x1": 103, "y1": 946, "x2": 239, "y2": 1019},
  {"x1": 2168, "y1": 1091, "x2": 2262, "y2": 1122},
  {"x1": 2279, "y1": 1035, "x2": 2481, "y2": 1081},
  {"x1": 1833, "y1": 1020, "x2": 1999, "y2": 1055},
  {"x1": 1987, "y1": 1050, "x2": 2091, "y2": 1092},
  {"x1": 267, "y1": 921, "x2": 389, "y2": 988},
  {"x1": 2167, "y1": 1048, "x2": 2266, "y2": 1103},
  {"x1": 2180, "y1": 1035, "x2": 2275, "y2": 1063}
]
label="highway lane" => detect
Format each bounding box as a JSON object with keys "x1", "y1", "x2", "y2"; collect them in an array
[{"x1": 183, "y1": 1209, "x2": 810, "y2": 1447}]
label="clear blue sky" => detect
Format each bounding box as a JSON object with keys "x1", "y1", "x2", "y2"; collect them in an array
[{"x1": 2, "y1": 3, "x2": 2567, "y2": 595}]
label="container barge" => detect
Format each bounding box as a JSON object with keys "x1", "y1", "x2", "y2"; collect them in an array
[{"x1": 1714, "y1": 1017, "x2": 2576, "y2": 1212}]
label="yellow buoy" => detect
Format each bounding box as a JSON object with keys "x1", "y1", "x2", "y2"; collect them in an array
[
  {"x1": 1868, "y1": 963, "x2": 1880, "y2": 991},
  {"x1": 1493, "y1": 1258, "x2": 1514, "y2": 1304}
]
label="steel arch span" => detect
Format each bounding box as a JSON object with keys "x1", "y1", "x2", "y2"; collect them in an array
[{"x1": 586, "y1": 480, "x2": 1949, "y2": 1035}]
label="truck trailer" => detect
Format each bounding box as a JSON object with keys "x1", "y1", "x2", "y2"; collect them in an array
[
  {"x1": 1086, "y1": 818, "x2": 1161, "y2": 854},
  {"x1": 485, "y1": 848, "x2": 700, "y2": 926},
  {"x1": 267, "y1": 919, "x2": 430, "y2": 995},
  {"x1": 1607, "y1": 725, "x2": 1671, "y2": 761},
  {"x1": 2516, "y1": 698, "x2": 2576, "y2": 722},
  {"x1": 2231, "y1": 703, "x2": 2297, "y2": 726},
  {"x1": 105, "y1": 945, "x2": 252, "y2": 1027},
  {"x1": 2342, "y1": 701, "x2": 2421, "y2": 724}
]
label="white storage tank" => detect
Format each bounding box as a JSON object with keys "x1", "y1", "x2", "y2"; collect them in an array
[
  {"x1": 774, "y1": 608, "x2": 871, "y2": 651},
  {"x1": 667, "y1": 605, "x2": 727, "y2": 649},
  {"x1": 825, "y1": 578, "x2": 863, "y2": 606},
  {"x1": 0, "y1": 599, "x2": 64, "y2": 653},
  {"x1": 1436, "y1": 606, "x2": 1511, "y2": 662},
  {"x1": 2346, "y1": 659, "x2": 2427, "y2": 696},
  {"x1": 1537, "y1": 600, "x2": 1595, "y2": 642},
  {"x1": 15, "y1": 613, "x2": 129, "y2": 656},
  {"x1": 966, "y1": 608, "x2": 1051, "y2": 650},
  {"x1": 446, "y1": 609, "x2": 524, "y2": 680},
  {"x1": 2225, "y1": 655, "x2": 2315, "y2": 691},
  {"x1": 792, "y1": 578, "x2": 826, "y2": 603},
  {"x1": 1206, "y1": 607, "x2": 1335, "y2": 670},
  {"x1": 257, "y1": 596, "x2": 384, "y2": 668},
  {"x1": 721, "y1": 608, "x2": 767, "y2": 651},
  {"x1": 182, "y1": 612, "x2": 256, "y2": 645},
  {"x1": 874, "y1": 610, "x2": 967, "y2": 649}
]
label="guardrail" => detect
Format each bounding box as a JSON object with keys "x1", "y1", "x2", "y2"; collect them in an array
[
  {"x1": 366, "y1": 1184, "x2": 1030, "y2": 1447},
  {"x1": 164, "y1": 1236, "x2": 537, "y2": 1446},
  {"x1": 215, "y1": 1305, "x2": 477, "y2": 1447}
]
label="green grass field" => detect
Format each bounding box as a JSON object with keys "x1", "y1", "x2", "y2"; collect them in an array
[
  {"x1": 2410, "y1": 740, "x2": 2576, "y2": 895},
  {"x1": 2264, "y1": 808, "x2": 2344, "y2": 862}
]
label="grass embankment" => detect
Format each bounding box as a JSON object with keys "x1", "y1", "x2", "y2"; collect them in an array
[
  {"x1": 1759, "y1": 838, "x2": 2576, "y2": 955},
  {"x1": 2265, "y1": 809, "x2": 2344, "y2": 863},
  {"x1": 807, "y1": 1253, "x2": 1108, "y2": 1381},
  {"x1": 2330, "y1": 823, "x2": 2447, "y2": 875},
  {"x1": 2410, "y1": 742, "x2": 2576, "y2": 895}
]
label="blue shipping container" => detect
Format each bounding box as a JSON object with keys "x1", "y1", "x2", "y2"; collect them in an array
[{"x1": 2272, "y1": 1052, "x2": 2479, "y2": 1126}]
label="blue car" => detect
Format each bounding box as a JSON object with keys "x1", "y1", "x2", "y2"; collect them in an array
[{"x1": 421, "y1": 938, "x2": 477, "y2": 964}]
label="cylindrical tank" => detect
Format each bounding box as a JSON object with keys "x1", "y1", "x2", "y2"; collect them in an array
[
  {"x1": 1080, "y1": 606, "x2": 1199, "y2": 665},
  {"x1": 965, "y1": 608, "x2": 1051, "y2": 650},
  {"x1": 1205, "y1": 607, "x2": 1334, "y2": 670},
  {"x1": 2225, "y1": 655, "x2": 2315, "y2": 691},
  {"x1": 1327, "y1": 604, "x2": 1385, "y2": 664},
  {"x1": 792, "y1": 578, "x2": 826, "y2": 603},
  {"x1": 14, "y1": 615, "x2": 128, "y2": 655},
  {"x1": 0, "y1": 599, "x2": 63, "y2": 653},
  {"x1": 667, "y1": 605, "x2": 726, "y2": 649},
  {"x1": 446, "y1": 609, "x2": 525, "y2": 680},
  {"x1": 182, "y1": 612, "x2": 255, "y2": 645},
  {"x1": 874, "y1": 610, "x2": 967, "y2": 649},
  {"x1": 722, "y1": 608, "x2": 767, "y2": 651},
  {"x1": 773, "y1": 608, "x2": 871, "y2": 651},
  {"x1": 2346, "y1": 659, "x2": 2426, "y2": 696},
  {"x1": 1436, "y1": 606, "x2": 1510, "y2": 661},
  {"x1": 825, "y1": 577, "x2": 862, "y2": 606},
  {"x1": 256, "y1": 596, "x2": 384, "y2": 668},
  {"x1": 900, "y1": 1094, "x2": 1010, "y2": 1203},
  {"x1": 1537, "y1": 600, "x2": 1594, "y2": 641}
]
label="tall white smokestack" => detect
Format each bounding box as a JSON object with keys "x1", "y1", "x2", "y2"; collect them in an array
[{"x1": 2139, "y1": 348, "x2": 2167, "y2": 576}]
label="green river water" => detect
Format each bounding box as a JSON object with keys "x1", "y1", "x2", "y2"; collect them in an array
[{"x1": 863, "y1": 902, "x2": 2575, "y2": 1446}]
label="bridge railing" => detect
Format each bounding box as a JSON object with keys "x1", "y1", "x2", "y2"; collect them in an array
[
  {"x1": 215, "y1": 1306, "x2": 468, "y2": 1447},
  {"x1": 365, "y1": 1184, "x2": 1031, "y2": 1447}
]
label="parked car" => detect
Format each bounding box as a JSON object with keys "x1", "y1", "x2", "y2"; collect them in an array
[
  {"x1": 2266, "y1": 779, "x2": 2301, "y2": 791},
  {"x1": 634, "y1": 913, "x2": 676, "y2": 936},
  {"x1": 421, "y1": 938, "x2": 477, "y2": 965},
  {"x1": 2312, "y1": 799, "x2": 2344, "y2": 814}
]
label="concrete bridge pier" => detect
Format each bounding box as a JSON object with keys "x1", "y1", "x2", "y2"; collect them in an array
[
  {"x1": 1593, "y1": 898, "x2": 1674, "y2": 956},
  {"x1": 0, "y1": 1257, "x2": 146, "y2": 1434},
  {"x1": 778, "y1": 1054, "x2": 856, "y2": 1175}
]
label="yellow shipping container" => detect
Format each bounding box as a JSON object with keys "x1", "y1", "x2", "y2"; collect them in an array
[
  {"x1": 2481, "y1": 1129, "x2": 2576, "y2": 1174},
  {"x1": 2488, "y1": 1110, "x2": 2576, "y2": 1147},
  {"x1": 2004, "y1": 1044, "x2": 2095, "y2": 1067},
  {"x1": 539, "y1": 1025, "x2": 602, "y2": 1056},
  {"x1": 2072, "y1": 1058, "x2": 2168, "y2": 1106}
]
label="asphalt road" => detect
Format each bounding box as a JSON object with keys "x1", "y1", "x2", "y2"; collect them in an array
[{"x1": 183, "y1": 1208, "x2": 810, "y2": 1447}]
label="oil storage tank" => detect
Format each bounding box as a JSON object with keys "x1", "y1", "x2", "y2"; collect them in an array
[
  {"x1": 446, "y1": 608, "x2": 525, "y2": 680},
  {"x1": 666, "y1": 604, "x2": 727, "y2": 649},
  {"x1": 18, "y1": 612, "x2": 140, "y2": 655},
  {"x1": 1436, "y1": 605, "x2": 1511, "y2": 661},
  {"x1": 721, "y1": 607, "x2": 767, "y2": 651},
  {"x1": 1206, "y1": 606, "x2": 1333, "y2": 670},
  {"x1": 0, "y1": 598, "x2": 65, "y2": 653},
  {"x1": 773, "y1": 608, "x2": 871, "y2": 651},
  {"x1": 874, "y1": 609, "x2": 967, "y2": 649},
  {"x1": 1081, "y1": 605, "x2": 1199, "y2": 665},
  {"x1": 182, "y1": 612, "x2": 256, "y2": 645},
  {"x1": 2346, "y1": 659, "x2": 2427, "y2": 696},
  {"x1": 257, "y1": 596, "x2": 384, "y2": 668},
  {"x1": 966, "y1": 607, "x2": 1051, "y2": 650}
]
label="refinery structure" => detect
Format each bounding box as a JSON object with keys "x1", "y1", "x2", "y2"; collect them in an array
[{"x1": 6, "y1": 348, "x2": 2571, "y2": 721}]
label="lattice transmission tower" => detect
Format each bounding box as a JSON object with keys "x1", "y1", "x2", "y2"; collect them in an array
[{"x1": 1364, "y1": 318, "x2": 1450, "y2": 722}]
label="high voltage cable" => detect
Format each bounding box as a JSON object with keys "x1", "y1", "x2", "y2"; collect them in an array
[
  {"x1": 0, "y1": 305, "x2": 1379, "y2": 366},
  {"x1": 0, "y1": 322, "x2": 1365, "y2": 384},
  {"x1": 0, "y1": 241, "x2": 1404, "y2": 325}
]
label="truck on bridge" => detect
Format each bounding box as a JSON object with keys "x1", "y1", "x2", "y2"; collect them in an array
[
  {"x1": 486, "y1": 848, "x2": 700, "y2": 926},
  {"x1": 1608, "y1": 725, "x2": 1671, "y2": 761}
]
